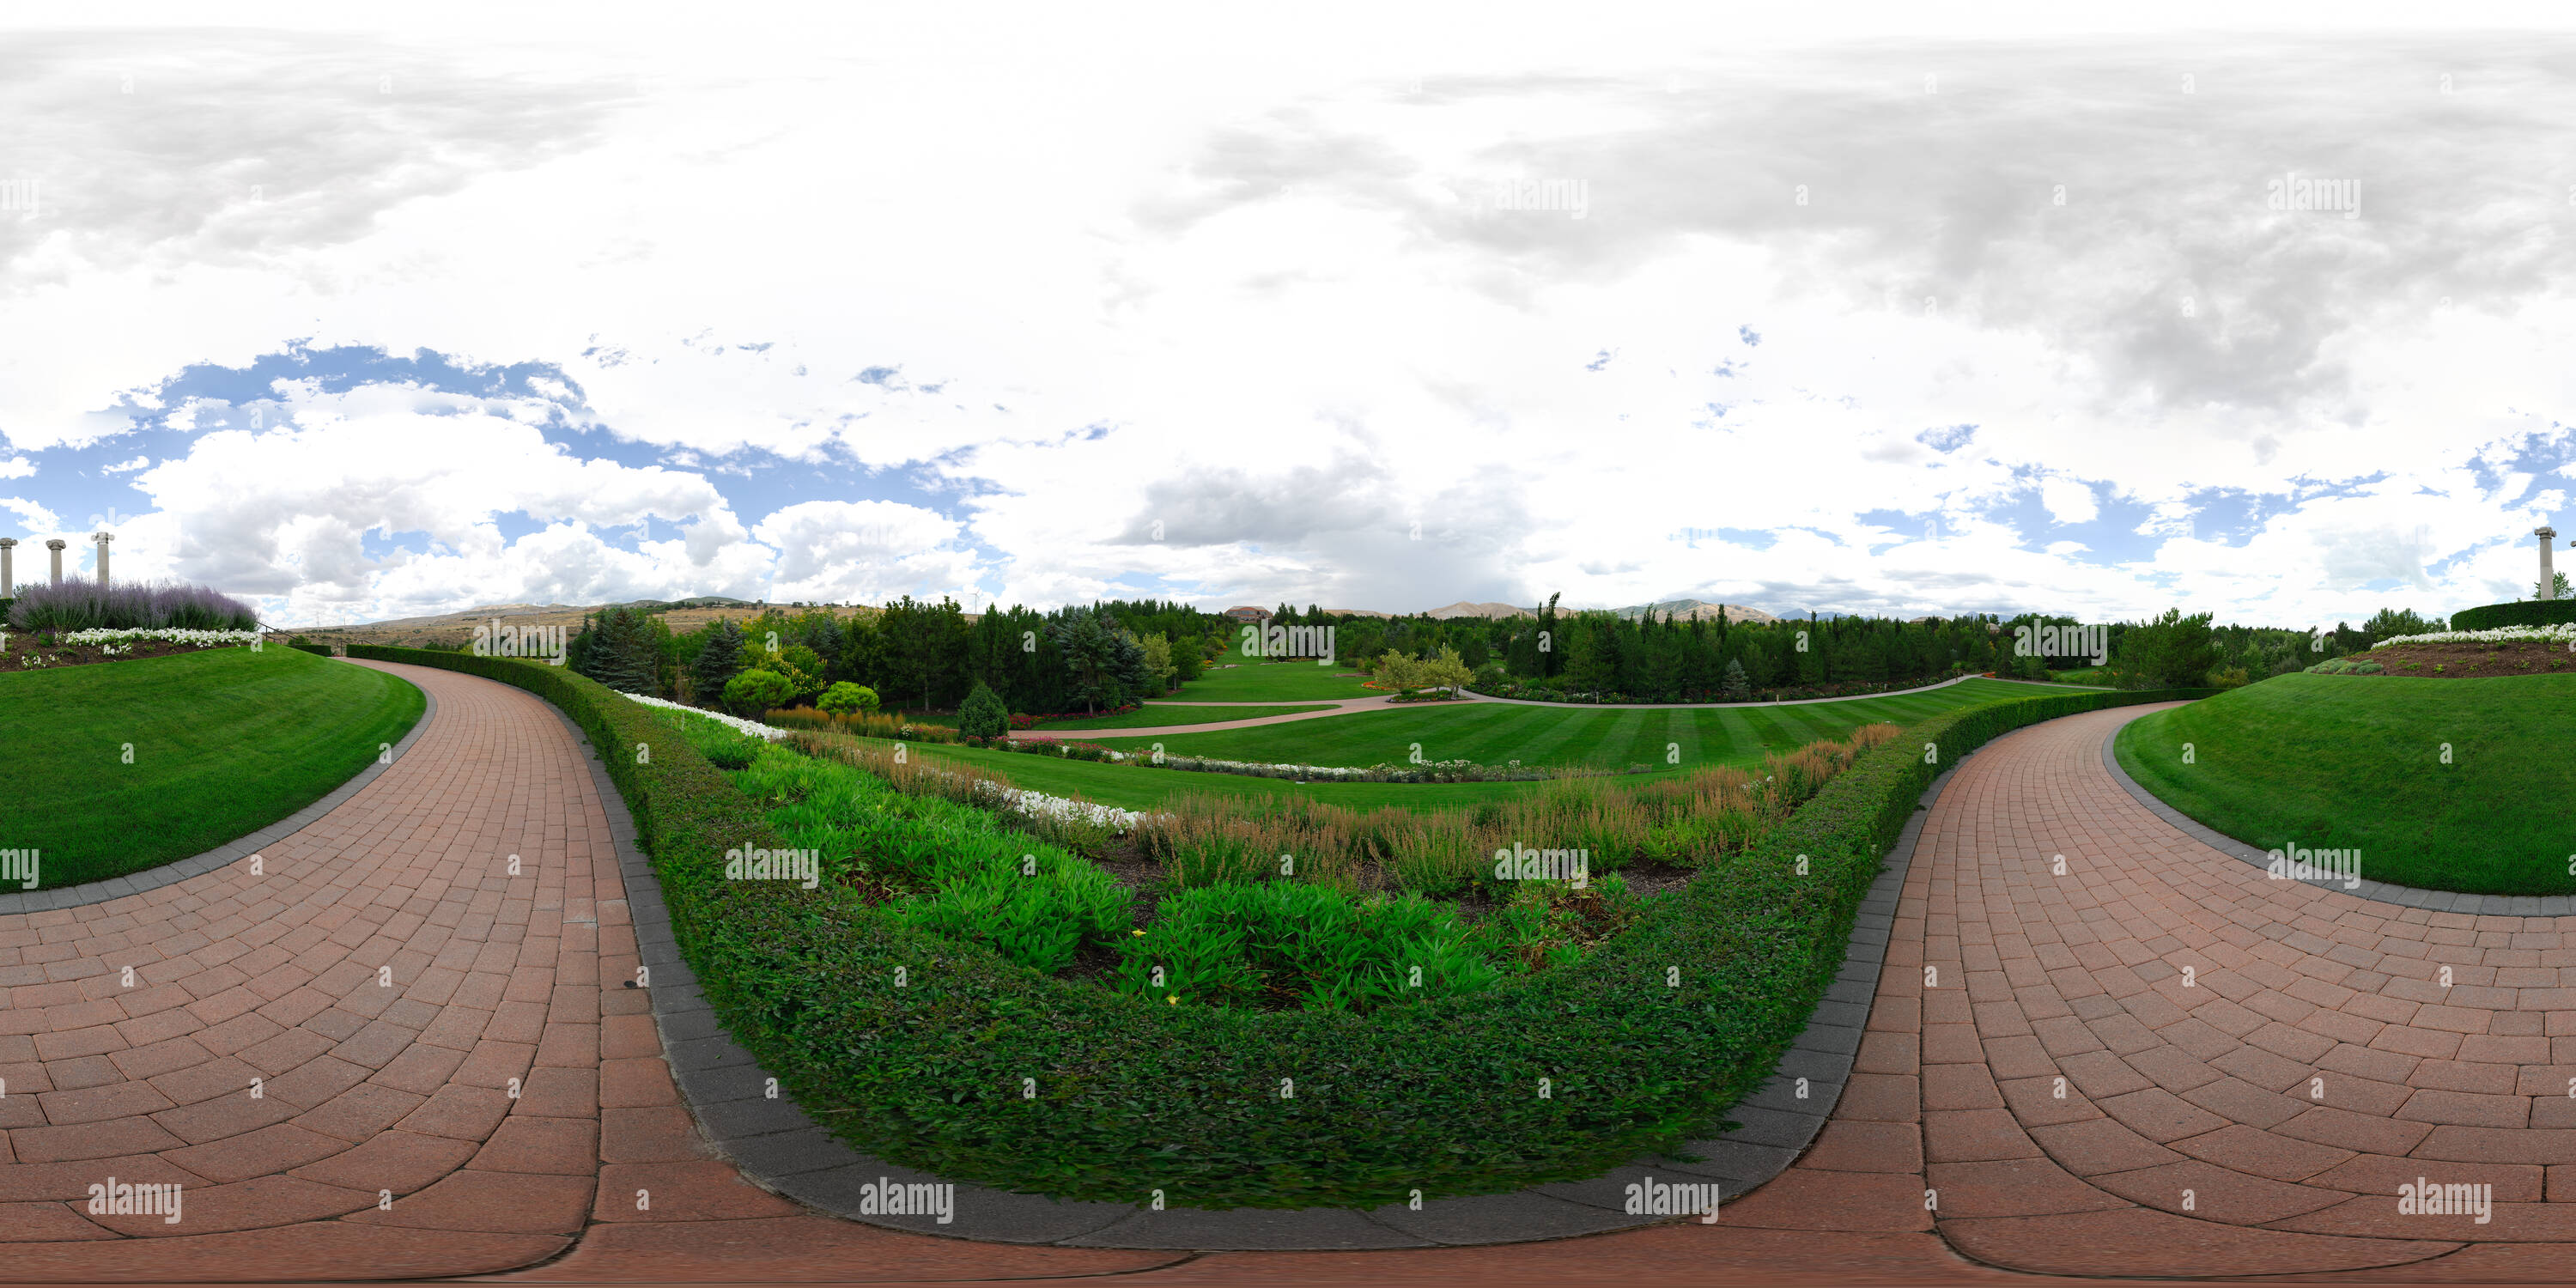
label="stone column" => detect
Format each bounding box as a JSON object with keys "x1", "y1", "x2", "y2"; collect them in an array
[
  {"x1": 46, "y1": 539, "x2": 65, "y2": 586},
  {"x1": 2543, "y1": 526, "x2": 2561, "y2": 600},
  {"x1": 94, "y1": 532, "x2": 112, "y2": 586},
  {"x1": 0, "y1": 538, "x2": 14, "y2": 598}
]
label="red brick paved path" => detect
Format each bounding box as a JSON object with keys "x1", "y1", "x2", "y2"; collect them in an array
[{"x1": 8, "y1": 676, "x2": 2552, "y2": 1282}]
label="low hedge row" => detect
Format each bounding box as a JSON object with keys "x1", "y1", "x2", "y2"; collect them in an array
[
  {"x1": 2448, "y1": 599, "x2": 2576, "y2": 631},
  {"x1": 344, "y1": 643, "x2": 2203, "y2": 1208},
  {"x1": 288, "y1": 641, "x2": 332, "y2": 656}
]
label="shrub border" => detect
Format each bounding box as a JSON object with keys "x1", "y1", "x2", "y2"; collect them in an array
[
  {"x1": 2448, "y1": 599, "x2": 2576, "y2": 631},
  {"x1": 343, "y1": 645, "x2": 2203, "y2": 1224}
]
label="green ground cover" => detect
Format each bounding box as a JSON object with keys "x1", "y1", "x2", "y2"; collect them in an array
[
  {"x1": 1093, "y1": 677, "x2": 2082, "y2": 770},
  {"x1": 2115, "y1": 673, "x2": 2572, "y2": 895},
  {"x1": 0, "y1": 647, "x2": 424, "y2": 886},
  {"x1": 1030, "y1": 702, "x2": 1335, "y2": 730}
]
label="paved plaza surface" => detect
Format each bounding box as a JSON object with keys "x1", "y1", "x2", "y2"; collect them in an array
[{"x1": 6, "y1": 669, "x2": 2563, "y2": 1283}]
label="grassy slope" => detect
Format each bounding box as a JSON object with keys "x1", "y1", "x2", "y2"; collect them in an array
[
  {"x1": 1091, "y1": 677, "x2": 2080, "y2": 770},
  {"x1": 1030, "y1": 702, "x2": 1335, "y2": 730},
  {"x1": 0, "y1": 647, "x2": 425, "y2": 887},
  {"x1": 2115, "y1": 673, "x2": 2569, "y2": 895}
]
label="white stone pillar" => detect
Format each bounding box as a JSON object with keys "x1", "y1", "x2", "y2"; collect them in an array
[
  {"x1": 94, "y1": 532, "x2": 112, "y2": 586},
  {"x1": 46, "y1": 538, "x2": 65, "y2": 586},
  {"x1": 0, "y1": 538, "x2": 14, "y2": 598},
  {"x1": 2543, "y1": 526, "x2": 2561, "y2": 600}
]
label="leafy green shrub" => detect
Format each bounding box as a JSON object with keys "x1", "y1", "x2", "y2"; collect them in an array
[
  {"x1": 1117, "y1": 883, "x2": 1495, "y2": 1012},
  {"x1": 341, "y1": 642, "x2": 2207, "y2": 1210},
  {"x1": 289, "y1": 641, "x2": 331, "y2": 656},
  {"x1": 957, "y1": 680, "x2": 1009, "y2": 738},
  {"x1": 702, "y1": 737, "x2": 764, "y2": 770},
  {"x1": 722, "y1": 668, "x2": 795, "y2": 714},
  {"x1": 818, "y1": 681, "x2": 880, "y2": 715},
  {"x1": 2450, "y1": 599, "x2": 2576, "y2": 631}
]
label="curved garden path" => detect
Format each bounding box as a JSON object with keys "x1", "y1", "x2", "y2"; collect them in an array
[{"x1": 14, "y1": 669, "x2": 2555, "y2": 1282}]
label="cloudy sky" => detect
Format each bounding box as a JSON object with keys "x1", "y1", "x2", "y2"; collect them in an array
[{"x1": 7, "y1": 2, "x2": 2576, "y2": 628}]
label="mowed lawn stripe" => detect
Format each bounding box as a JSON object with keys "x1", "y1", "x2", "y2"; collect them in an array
[{"x1": 1661, "y1": 707, "x2": 1701, "y2": 769}]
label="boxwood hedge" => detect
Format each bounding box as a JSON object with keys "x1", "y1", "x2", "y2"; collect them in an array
[
  {"x1": 2448, "y1": 599, "x2": 2576, "y2": 631},
  {"x1": 346, "y1": 643, "x2": 2203, "y2": 1208}
]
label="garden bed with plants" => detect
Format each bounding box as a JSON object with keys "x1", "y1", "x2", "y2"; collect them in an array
[
  {"x1": 2, "y1": 628, "x2": 263, "y2": 671},
  {"x1": 3, "y1": 580, "x2": 269, "y2": 671},
  {"x1": 339, "y1": 642, "x2": 2209, "y2": 1210},
  {"x1": 2312, "y1": 625, "x2": 2576, "y2": 677}
]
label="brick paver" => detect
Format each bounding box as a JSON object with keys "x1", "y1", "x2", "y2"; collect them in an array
[{"x1": 15, "y1": 678, "x2": 2549, "y2": 1283}]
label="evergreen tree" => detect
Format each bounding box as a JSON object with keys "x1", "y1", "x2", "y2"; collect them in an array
[
  {"x1": 575, "y1": 605, "x2": 661, "y2": 696},
  {"x1": 690, "y1": 619, "x2": 748, "y2": 704},
  {"x1": 957, "y1": 680, "x2": 1009, "y2": 738},
  {"x1": 1721, "y1": 658, "x2": 1753, "y2": 702}
]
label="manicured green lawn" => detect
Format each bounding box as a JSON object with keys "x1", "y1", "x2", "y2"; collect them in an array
[
  {"x1": 1169, "y1": 656, "x2": 1380, "y2": 702},
  {"x1": 1030, "y1": 702, "x2": 1335, "y2": 730},
  {"x1": 1092, "y1": 677, "x2": 2080, "y2": 770},
  {"x1": 2115, "y1": 673, "x2": 2569, "y2": 895},
  {"x1": 0, "y1": 647, "x2": 425, "y2": 887}
]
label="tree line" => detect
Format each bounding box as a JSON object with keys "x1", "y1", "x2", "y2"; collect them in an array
[{"x1": 560, "y1": 594, "x2": 2453, "y2": 714}]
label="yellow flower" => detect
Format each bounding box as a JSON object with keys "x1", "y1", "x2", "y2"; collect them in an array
[
  {"x1": 1167, "y1": 994, "x2": 1180, "y2": 1005},
  {"x1": 1131, "y1": 929, "x2": 1145, "y2": 936}
]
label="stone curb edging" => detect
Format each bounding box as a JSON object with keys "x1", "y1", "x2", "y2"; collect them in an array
[
  {"x1": 2095, "y1": 704, "x2": 2569, "y2": 915},
  {"x1": 0, "y1": 665, "x2": 436, "y2": 914},
  {"x1": 541, "y1": 682, "x2": 1986, "y2": 1251}
]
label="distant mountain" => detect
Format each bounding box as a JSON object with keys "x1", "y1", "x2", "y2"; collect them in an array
[
  {"x1": 1612, "y1": 598, "x2": 1779, "y2": 623},
  {"x1": 1423, "y1": 600, "x2": 1536, "y2": 619}
]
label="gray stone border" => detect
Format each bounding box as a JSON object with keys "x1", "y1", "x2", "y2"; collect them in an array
[
  {"x1": 544, "y1": 682, "x2": 1985, "y2": 1249},
  {"x1": 0, "y1": 660, "x2": 434, "y2": 914},
  {"x1": 2096, "y1": 704, "x2": 2567, "y2": 915}
]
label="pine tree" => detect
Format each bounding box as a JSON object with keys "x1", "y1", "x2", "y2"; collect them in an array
[
  {"x1": 576, "y1": 605, "x2": 661, "y2": 696},
  {"x1": 1722, "y1": 658, "x2": 1753, "y2": 702},
  {"x1": 957, "y1": 680, "x2": 1009, "y2": 739},
  {"x1": 690, "y1": 619, "x2": 748, "y2": 705}
]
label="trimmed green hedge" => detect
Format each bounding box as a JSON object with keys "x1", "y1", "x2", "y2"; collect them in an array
[
  {"x1": 2449, "y1": 599, "x2": 2576, "y2": 631},
  {"x1": 289, "y1": 642, "x2": 332, "y2": 656},
  {"x1": 343, "y1": 644, "x2": 2202, "y2": 1207}
]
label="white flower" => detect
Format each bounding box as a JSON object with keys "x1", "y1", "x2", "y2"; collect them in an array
[
  {"x1": 59, "y1": 627, "x2": 264, "y2": 647},
  {"x1": 2373, "y1": 623, "x2": 2576, "y2": 647},
  {"x1": 618, "y1": 692, "x2": 791, "y2": 742}
]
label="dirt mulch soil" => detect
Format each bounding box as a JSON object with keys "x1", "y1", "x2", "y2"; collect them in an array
[
  {"x1": 2359, "y1": 640, "x2": 2576, "y2": 677},
  {"x1": 1, "y1": 638, "x2": 236, "y2": 672}
]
